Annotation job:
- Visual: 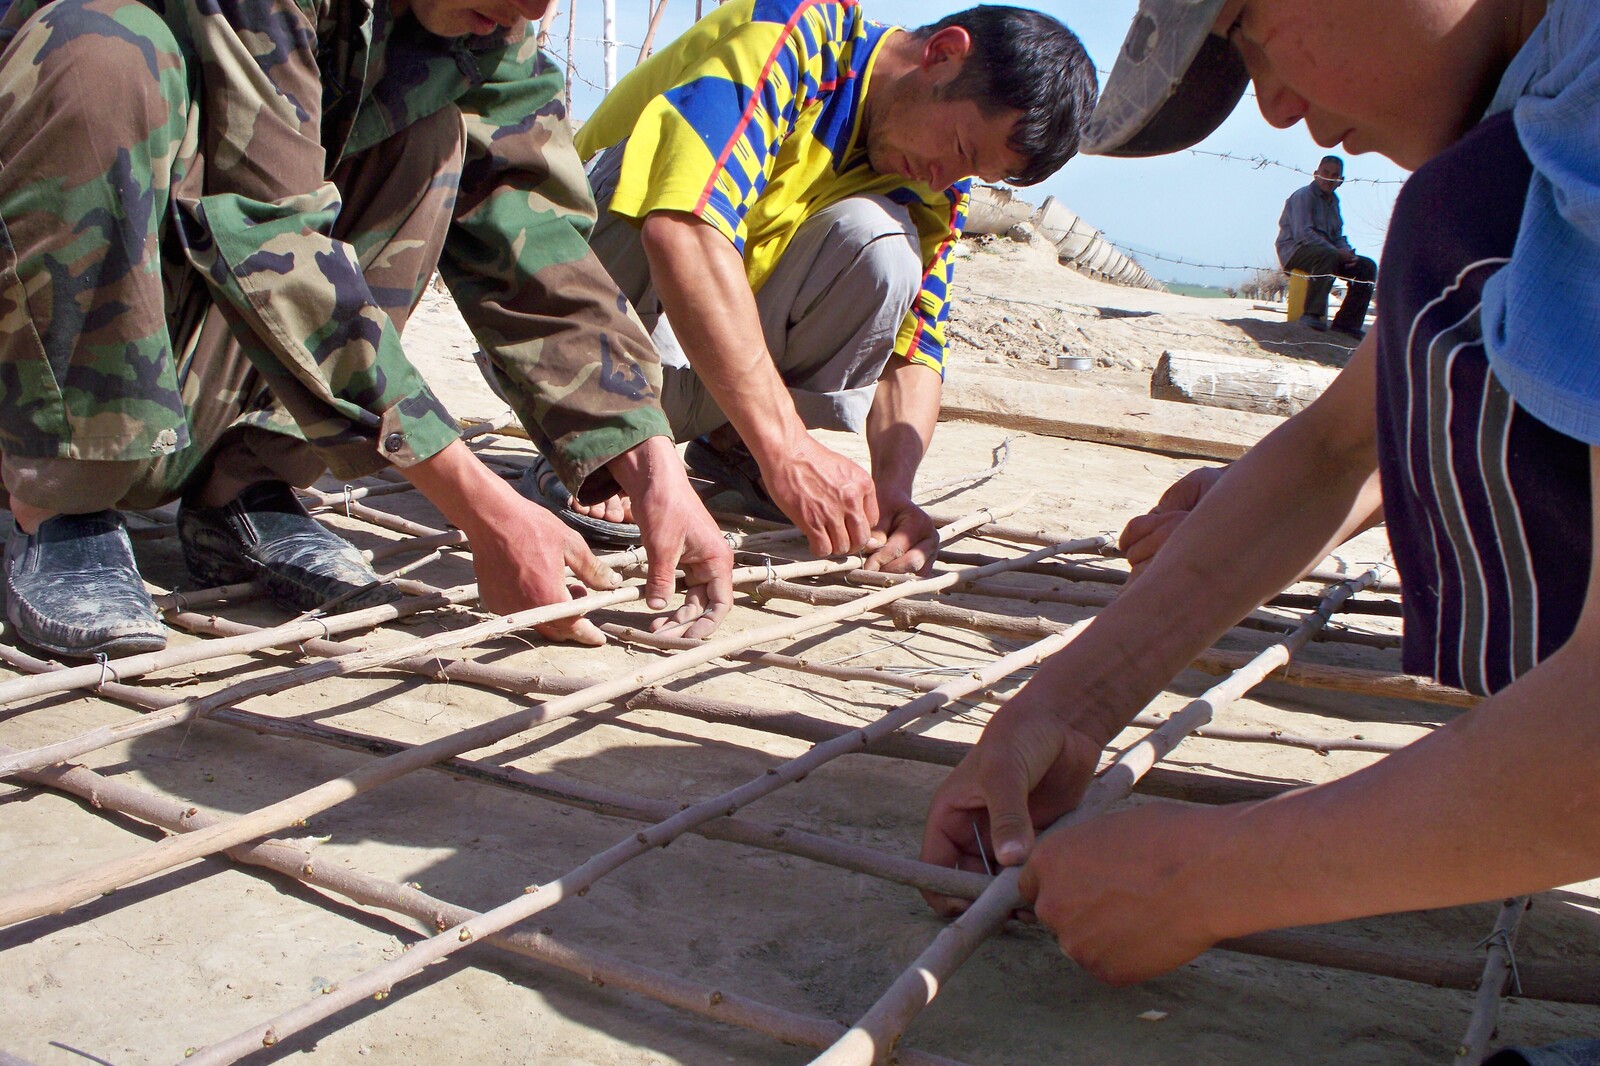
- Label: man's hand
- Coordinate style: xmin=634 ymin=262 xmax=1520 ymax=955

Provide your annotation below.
xmin=609 ymin=435 xmax=735 ymax=639
xmin=759 ymin=433 xmax=881 ymax=558
xmin=401 ymin=440 xmax=618 ymax=645
xmin=1019 ymin=801 xmax=1232 ymax=985
xmin=918 ymin=690 xmax=1105 ymax=915
xmin=469 ymin=503 xmax=621 ymax=645
xmin=864 ymin=487 xmax=937 ymax=575
xmin=1118 ymin=466 xmax=1227 ymax=578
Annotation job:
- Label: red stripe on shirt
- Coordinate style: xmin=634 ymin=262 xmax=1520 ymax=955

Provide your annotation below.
xmin=694 ymin=0 xmax=858 ymax=216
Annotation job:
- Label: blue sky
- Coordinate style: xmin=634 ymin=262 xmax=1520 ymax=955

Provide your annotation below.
xmin=552 ymin=1 xmax=1410 ymax=287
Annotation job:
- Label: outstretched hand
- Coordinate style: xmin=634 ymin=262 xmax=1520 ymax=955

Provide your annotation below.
xmin=918 ymin=690 xmax=1105 ymax=915
xmin=864 ymin=489 xmax=937 ymax=575
xmin=760 ymin=433 xmax=882 ymax=559
xmin=609 ymin=436 xmax=735 ymax=640
xmin=1019 ymin=801 xmax=1234 ymax=985
xmin=1118 ymin=465 xmax=1227 ymax=578
xmin=467 ymin=496 xmax=619 ymax=645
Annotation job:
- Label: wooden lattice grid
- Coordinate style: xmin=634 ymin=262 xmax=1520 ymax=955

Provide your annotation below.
xmin=2 ymin=426 xmax=1598 ymax=1065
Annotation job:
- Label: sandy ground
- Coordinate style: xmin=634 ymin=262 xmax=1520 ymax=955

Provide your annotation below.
xmin=3 ymin=239 xmax=1599 ymax=1066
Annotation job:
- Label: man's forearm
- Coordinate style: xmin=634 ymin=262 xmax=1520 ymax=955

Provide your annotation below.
xmin=1201 ymin=445 xmax=1600 ymax=938
xmin=1202 ymin=625 xmax=1600 ymax=940
xmin=640 ymin=211 xmax=808 ymax=464
xmin=866 ymin=356 xmax=941 ymax=498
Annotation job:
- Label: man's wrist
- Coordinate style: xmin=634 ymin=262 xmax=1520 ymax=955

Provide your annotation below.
xmin=605 ymin=434 xmax=679 ymax=500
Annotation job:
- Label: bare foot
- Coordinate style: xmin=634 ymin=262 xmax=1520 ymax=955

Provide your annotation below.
xmin=570 ymin=492 xmax=634 ymax=524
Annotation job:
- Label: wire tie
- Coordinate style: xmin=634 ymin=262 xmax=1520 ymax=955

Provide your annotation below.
xmin=625 ymin=545 xmax=644 ymax=568
xmin=342 ymin=484 xmax=355 ymax=518
xmin=972 ymin=816 xmax=994 ymax=877
xmin=1473 ymin=928 xmax=1524 ymax=996
xmin=763 ymin=556 xmax=777 ymax=586
xmin=94 ymin=653 xmax=113 ymax=691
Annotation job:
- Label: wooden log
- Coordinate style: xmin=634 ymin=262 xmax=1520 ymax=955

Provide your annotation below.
xmin=843 ymin=569 xmax=1402 ymax=650
xmin=939 ymin=375 xmax=1284 ymax=461
xmin=1151 ymin=348 xmax=1341 ymax=417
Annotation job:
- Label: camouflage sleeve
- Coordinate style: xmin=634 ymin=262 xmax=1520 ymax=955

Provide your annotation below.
xmin=440 ymin=38 xmax=672 ymax=502
xmin=168 ymin=0 xmax=459 ymax=478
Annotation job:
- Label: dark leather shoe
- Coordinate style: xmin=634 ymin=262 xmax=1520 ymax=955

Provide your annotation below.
xmin=4 ymin=510 xmax=166 ymax=658
xmin=177 ymin=481 xmax=400 ymax=613
xmin=683 ymin=437 xmax=788 ymax=523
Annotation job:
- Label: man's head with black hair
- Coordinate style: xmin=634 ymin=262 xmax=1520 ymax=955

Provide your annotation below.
xmin=911 ymin=6 xmax=1098 ymax=186
xmin=859 ymin=5 xmax=1095 ymax=192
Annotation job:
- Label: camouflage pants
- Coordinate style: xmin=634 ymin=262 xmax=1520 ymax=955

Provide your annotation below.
xmin=0 ymin=0 xmax=462 ymax=512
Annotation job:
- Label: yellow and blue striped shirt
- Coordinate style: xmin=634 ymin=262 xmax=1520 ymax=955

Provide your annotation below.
xmin=575 ymin=0 xmax=968 ymax=376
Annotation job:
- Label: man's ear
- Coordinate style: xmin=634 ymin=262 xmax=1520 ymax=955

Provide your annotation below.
xmin=919 ymin=25 xmax=974 ymax=73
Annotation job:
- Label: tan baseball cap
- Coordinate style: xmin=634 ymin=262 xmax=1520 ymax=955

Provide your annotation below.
xmin=1081 ymin=0 xmax=1250 ymax=157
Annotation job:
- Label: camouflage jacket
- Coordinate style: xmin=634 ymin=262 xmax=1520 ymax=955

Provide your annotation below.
xmin=0 ymin=0 xmax=669 ymax=492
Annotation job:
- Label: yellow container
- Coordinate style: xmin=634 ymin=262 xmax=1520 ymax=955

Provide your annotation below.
xmin=1286 ymin=269 xmax=1311 ymax=320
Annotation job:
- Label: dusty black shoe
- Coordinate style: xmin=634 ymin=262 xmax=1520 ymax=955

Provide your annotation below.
xmin=177 ymin=481 xmax=400 ymax=614
xmin=4 ymin=510 xmax=166 ymax=658
xmin=683 ymin=437 xmax=788 ymax=523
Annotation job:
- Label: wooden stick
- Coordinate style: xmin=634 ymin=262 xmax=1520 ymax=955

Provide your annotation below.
xmin=635 ymin=0 xmax=669 ymax=63
xmin=911 ymin=438 xmax=1012 ymax=500
xmin=606 ymin=625 xmax=1417 ymax=756
xmin=933 ymin=551 xmax=1404 ymax=616
xmin=2 ymin=498 xmax=1006 ymax=740
xmin=13 ymin=754 xmax=972 ymax=1066
xmin=1457 ymin=897 xmax=1531 ymax=1064
xmin=0 ymin=646 xmax=989 ymax=900
xmin=183 ymin=624 xmax=1096 ymax=1064
xmin=564 ymin=1 xmax=575 ymax=94
xmin=0 ymin=623 xmax=1298 ymax=818
xmin=0 ymin=586 xmax=476 ymax=710
xmin=731 ymin=498 xmax=1029 ymax=554
xmin=813 ymin=572 xmax=1378 ymax=1065
xmin=0 ymin=554 xmax=872 ymax=779
xmin=0 ymin=536 xmax=1107 ymax=929
xmin=0 ymin=525 xmax=694 ymax=710
xmin=535 ymin=1 xmax=555 ymax=47
xmin=751 ymin=578 xmax=1474 ymax=709
xmin=845 ymin=567 xmax=1402 ymax=650
xmin=1215 ymin=924 xmax=1599 ymax=1006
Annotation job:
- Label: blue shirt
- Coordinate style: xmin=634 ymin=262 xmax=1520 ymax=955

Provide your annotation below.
xmin=1480 ymin=0 xmax=1600 ymax=445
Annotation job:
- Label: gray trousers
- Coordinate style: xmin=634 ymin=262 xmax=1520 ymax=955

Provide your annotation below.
xmin=586 ymin=145 xmax=923 ymax=442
